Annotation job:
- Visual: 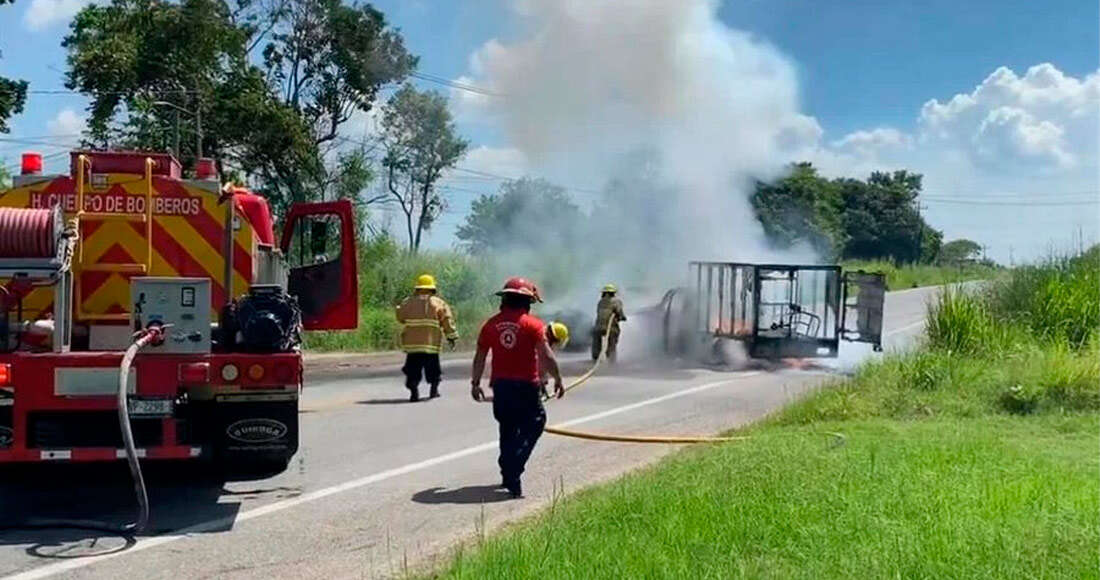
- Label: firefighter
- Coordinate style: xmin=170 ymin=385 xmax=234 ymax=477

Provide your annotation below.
xmin=471 ymin=277 xmax=563 ymax=498
xmin=592 ymin=283 xmax=626 ymax=363
xmin=540 ymin=321 xmax=570 ymax=399
xmin=396 ymin=274 xmax=458 ymax=402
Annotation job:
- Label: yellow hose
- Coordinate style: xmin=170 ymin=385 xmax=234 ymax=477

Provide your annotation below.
xmin=539 ymin=314 xmax=748 ymax=445
xmin=543 ymin=425 xmax=748 ymax=444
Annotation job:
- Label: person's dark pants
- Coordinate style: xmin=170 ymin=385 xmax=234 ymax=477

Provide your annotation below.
xmin=403 ymin=352 xmax=442 ymax=393
xmin=591 ymin=327 xmax=620 ymax=362
xmin=491 ymin=379 xmax=546 ymax=487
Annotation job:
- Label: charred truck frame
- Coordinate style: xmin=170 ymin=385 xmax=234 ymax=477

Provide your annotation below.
xmin=0 ymin=151 xmax=358 ymax=472
xmin=661 ymin=262 xmax=886 ymax=360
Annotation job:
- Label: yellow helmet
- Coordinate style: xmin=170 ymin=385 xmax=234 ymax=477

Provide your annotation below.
xmin=602 ymin=283 xmax=617 ymax=294
xmin=548 ymin=321 xmax=569 ymax=348
xmin=414 ymin=274 xmax=437 ymax=291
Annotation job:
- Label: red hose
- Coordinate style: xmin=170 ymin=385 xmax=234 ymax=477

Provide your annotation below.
xmin=0 ymin=207 xmax=55 ymax=258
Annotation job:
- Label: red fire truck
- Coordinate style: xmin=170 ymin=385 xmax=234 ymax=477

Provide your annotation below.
xmin=0 ymin=150 xmax=358 ymax=474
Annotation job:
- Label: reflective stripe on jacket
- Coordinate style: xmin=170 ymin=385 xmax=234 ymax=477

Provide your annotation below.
xmin=396 ymin=294 xmax=458 ymax=354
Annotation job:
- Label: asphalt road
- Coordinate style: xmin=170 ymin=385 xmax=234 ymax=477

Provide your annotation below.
xmin=0 ymin=286 xmax=936 ymax=580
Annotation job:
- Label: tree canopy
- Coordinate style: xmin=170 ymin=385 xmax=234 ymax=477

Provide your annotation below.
xmin=753 ymin=163 xmax=943 ymax=263
xmin=939 ymin=239 xmax=983 ymax=265
xmin=456 ymin=177 xmax=583 ymax=255
xmin=62 ymin=0 xmax=415 ymax=216
xmin=381 ymin=84 xmax=468 ymax=253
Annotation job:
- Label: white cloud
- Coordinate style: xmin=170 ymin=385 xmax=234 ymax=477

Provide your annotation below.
xmin=915 ymin=63 xmax=1097 ymax=172
xmin=47 ymin=108 xmax=86 ymax=138
xmin=790 ymin=63 xmax=1100 ymax=262
xmin=23 ymin=0 xmax=95 ymax=30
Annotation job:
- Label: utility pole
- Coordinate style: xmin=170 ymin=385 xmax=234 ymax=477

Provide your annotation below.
xmin=194 ymin=90 xmax=203 ymax=160
xmin=1009 ymin=245 xmax=1014 ymax=266
xmin=173 ymin=110 xmax=181 ymax=160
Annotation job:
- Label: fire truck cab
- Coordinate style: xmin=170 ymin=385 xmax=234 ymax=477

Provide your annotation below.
xmin=0 ymin=150 xmax=358 ymax=473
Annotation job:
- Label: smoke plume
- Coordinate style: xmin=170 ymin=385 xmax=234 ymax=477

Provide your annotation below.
xmin=458 ymin=0 xmax=823 ymax=359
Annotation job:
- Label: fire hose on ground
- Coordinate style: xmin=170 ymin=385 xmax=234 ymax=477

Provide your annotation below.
xmin=0 ymin=325 xmax=163 ymax=540
xmin=540 ymin=315 xmax=748 ymax=444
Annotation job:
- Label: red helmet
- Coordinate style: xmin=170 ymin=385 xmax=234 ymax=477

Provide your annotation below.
xmin=496 ymin=276 xmax=542 ymax=302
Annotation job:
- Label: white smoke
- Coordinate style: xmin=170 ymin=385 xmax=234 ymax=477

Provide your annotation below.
xmin=459 ymin=0 xmax=818 ymax=280
xmin=455 ymin=0 xmax=829 ymax=363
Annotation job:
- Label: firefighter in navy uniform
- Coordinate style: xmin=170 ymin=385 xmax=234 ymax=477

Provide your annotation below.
xmin=396 ymin=274 xmax=458 ymax=402
xmin=592 ymin=284 xmax=626 ymax=363
xmin=471 ymin=277 xmax=564 ymax=498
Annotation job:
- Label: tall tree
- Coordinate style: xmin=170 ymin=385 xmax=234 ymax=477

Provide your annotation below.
xmin=0 ymin=0 xmax=27 ymax=133
xmin=380 ymin=84 xmax=467 ymax=253
xmin=751 ymin=162 xmax=845 ymax=257
xmin=457 ymin=178 xmax=583 ymax=255
xmin=62 ymin=0 xmax=414 ymax=217
xmin=838 ymin=170 xmax=937 ymax=263
xmin=261 ymin=0 xmax=416 ymax=147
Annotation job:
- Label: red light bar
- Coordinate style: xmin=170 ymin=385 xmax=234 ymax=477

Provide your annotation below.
xmin=21 ymin=152 xmax=42 ymax=175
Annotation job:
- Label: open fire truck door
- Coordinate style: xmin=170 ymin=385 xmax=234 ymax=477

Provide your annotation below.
xmin=279 ymin=199 xmax=358 ymax=330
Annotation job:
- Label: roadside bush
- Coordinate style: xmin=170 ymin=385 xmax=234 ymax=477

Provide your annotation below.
xmin=986 ymin=249 xmax=1099 ymax=349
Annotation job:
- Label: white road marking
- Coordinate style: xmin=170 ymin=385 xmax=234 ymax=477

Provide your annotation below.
xmin=1 ymin=373 xmax=759 ymax=580
xmin=885 ymin=318 xmax=925 ymax=337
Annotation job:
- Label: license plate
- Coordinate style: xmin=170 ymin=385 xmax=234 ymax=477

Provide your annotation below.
xmin=128 ymin=398 xmax=173 ymax=416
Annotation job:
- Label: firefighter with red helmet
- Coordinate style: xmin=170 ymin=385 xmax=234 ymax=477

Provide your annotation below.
xmin=471 ymin=277 xmax=563 ymax=498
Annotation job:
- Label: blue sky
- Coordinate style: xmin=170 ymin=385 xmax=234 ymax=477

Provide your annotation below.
xmin=1 ymin=0 xmax=1097 ymax=261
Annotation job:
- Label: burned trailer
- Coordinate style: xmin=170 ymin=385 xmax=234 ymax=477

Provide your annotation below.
xmin=659 ymin=262 xmax=885 ymax=360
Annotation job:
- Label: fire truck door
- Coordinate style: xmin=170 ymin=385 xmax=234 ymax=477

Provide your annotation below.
xmin=841 ymin=271 xmax=886 ymax=351
xmin=280 ymin=199 xmax=359 ymax=330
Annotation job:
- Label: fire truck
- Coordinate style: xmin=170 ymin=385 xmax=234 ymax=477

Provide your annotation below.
xmin=0 ymin=150 xmax=358 ymax=473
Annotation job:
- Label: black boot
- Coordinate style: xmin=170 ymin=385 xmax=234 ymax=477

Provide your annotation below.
xmin=409 ymin=386 xmax=420 ymax=402
xmin=505 ymin=479 xmax=523 ymax=498
xmin=429 ymin=383 xmax=440 ymax=399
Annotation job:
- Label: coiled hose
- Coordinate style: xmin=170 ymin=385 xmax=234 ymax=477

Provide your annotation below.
xmin=0 ymin=207 xmax=57 ymax=258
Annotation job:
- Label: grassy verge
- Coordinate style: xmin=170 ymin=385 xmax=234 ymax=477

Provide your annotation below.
xmin=843 ymin=259 xmax=999 ymax=290
xmin=425 ymin=249 xmax=1099 ymax=579
xmin=437 ymin=417 xmax=1097 ymax=580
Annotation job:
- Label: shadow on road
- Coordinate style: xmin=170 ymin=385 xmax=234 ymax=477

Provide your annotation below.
xmin=0 ymin=462 xmax=259 ymax=559
xmin=357 ymin=397 xmax=417 ymax=405
xmin=411 ymin=485 xmax=513 ymax=505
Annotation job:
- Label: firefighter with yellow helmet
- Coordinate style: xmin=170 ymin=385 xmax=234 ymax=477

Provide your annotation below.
xmin=396 ymin=274 xmax=458 ymax=401
xmin=539 ymin=321 xmax=570 ymax=398
xmin=592 ymin=283 xmax=626 ymax=363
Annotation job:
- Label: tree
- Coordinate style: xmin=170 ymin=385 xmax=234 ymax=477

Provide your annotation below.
xmin=751 ymin=162 xmax=844 ymax=257
xmin=0 ymin=0 xmax=27 ymax=133
xmin=837 ymin=170 xmax=939 ymax=263
xmin=457 ymin=178 xmax=583 ymax=254
xmin=939 ymin=239 xmax=982 ymax=265
xmin=261 ymin=0 xmax=416 ymax=147
xmin=380 ymin=84 xmax=467 ymax=253
xmin=0 ymin=164 xmax=10 ymax=189
xmin=62 ymin=0 xmax=414 ymax=217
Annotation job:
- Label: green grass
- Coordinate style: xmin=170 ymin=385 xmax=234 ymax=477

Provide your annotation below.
xmin=433 ymin=417 xmax=1098 ymax=580
xmin=843 ymin=259 xmax=999 ymax=290
xmin=423 ymin=251 xmax=1100 ymax=579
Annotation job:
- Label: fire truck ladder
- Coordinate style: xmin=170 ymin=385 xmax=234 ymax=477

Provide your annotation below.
xmin=73 ymin=154 xmax=155 ymax=322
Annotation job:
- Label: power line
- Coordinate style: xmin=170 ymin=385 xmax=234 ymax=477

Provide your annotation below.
xmin=408 ymin=72 xmax=503 ymax=98
xmin=921 ymin=198 xmax=1099 ymax=206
